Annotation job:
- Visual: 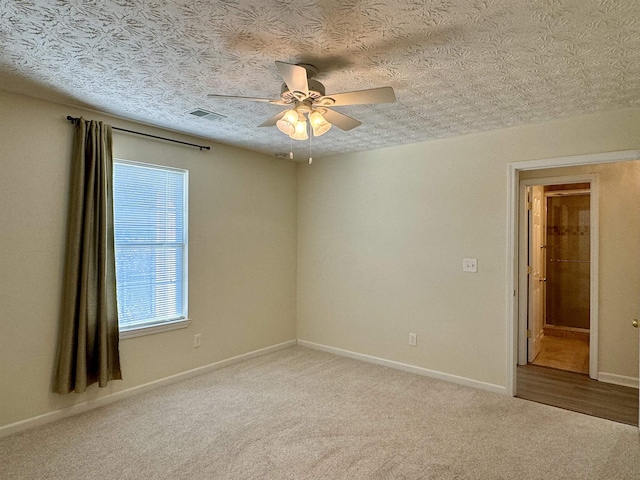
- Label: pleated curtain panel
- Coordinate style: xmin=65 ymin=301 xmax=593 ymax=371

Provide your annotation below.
xmin=54 ymin=117 xmax=122 ymax=394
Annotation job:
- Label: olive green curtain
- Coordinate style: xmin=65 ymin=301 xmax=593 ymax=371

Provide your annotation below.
xmin=54 ymin=117 xmax=122 ymax=394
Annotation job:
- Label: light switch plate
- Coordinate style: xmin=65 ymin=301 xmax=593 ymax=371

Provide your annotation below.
xmin=463 ymin=258 xmax=478 ymax=272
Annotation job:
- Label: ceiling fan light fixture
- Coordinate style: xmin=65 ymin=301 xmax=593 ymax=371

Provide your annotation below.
xmin=276 ymin=109 xmax=298 ymax=136
xmin=290 ymin=114 xmax=308 ymax=140
xmin=309 ymin=110 xmax=332 ymax=137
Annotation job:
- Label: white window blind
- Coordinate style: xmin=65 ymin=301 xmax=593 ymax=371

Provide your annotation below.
xmin=113 ymin=161 xmax=187 ymax=330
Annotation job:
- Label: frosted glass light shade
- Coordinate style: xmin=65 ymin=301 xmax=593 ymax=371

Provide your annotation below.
xmin=309 ymin=111 xmax=331 ymax=137
xmin=290 ymin=116 xmax=308 ymax=140
xmin=276 ymin=109 xmax=298 ymax=136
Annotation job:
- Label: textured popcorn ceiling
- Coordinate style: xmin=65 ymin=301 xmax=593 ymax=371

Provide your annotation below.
xmin=1 ymin=0 xmax=639 ymax=158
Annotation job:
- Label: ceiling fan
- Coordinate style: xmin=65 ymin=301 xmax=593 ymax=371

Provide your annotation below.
xmin=207 ymin=61 xmax=396 ymax=140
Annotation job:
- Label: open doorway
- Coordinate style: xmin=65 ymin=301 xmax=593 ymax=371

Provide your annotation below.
xmin=508 ymin=153 xmax=640 ymax=427
xmin=527 ymin=183 xmax=591 ymax=374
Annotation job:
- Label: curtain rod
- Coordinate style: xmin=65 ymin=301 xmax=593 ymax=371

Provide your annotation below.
xmin=66 ymin=116 xmax=211 ymax=151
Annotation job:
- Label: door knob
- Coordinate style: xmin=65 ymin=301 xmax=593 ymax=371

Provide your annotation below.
xmin=539 ymin=278 xmax=547 ymax=282
xmin=633 ymin=319 xmax=639 ymax=328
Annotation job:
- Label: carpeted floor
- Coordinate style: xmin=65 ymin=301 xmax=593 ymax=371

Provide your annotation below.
xmin=1 ymin=346 xmax=639 ymax=479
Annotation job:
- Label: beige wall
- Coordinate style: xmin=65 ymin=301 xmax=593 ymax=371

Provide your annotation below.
xmin=2 ymin=86 xmax=639 ymax=429
xmin=0 ymin=90 xmax=298 ymax=427
xmin=521 ymin=162 xmax=640 ymax=379
xmin=297 ymin=107 xmax=640 ymax=388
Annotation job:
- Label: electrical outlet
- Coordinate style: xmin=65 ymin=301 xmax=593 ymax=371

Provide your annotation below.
xmin=463 ymin=258 xmax=478 ymax=273
xmin=409 ymin=332 xmax=417 ymax=346
xmin=193 ymin=334 xmax=201 ymax=348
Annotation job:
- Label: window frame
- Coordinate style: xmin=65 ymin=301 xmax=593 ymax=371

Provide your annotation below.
xmin=113 ymin=159 xmax=190 ymax=339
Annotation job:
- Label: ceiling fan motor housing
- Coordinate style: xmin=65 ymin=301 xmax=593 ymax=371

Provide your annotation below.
xmin=280 ymin=79 xmax=326 ymax=103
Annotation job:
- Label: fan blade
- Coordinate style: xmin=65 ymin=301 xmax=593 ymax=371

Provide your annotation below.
xmin=321 ymin=109 xmax=362 ymax=131
xmin=275 ymin=62 xmax=309 ymax=99
xmin=207 ymin=94 xmax=286 ymax=105
xmin=317 ymin=87 xmax=396 ymax=106
xmin=258 ymin=111 xmax=287 ymax=127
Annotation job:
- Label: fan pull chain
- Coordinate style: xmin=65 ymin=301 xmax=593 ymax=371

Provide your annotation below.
xmin=308 ymin=121 xmax=313 ymax=165
xmin=289 ymin=137 xmax=294 ymax=160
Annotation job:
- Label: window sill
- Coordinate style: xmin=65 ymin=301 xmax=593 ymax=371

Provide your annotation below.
xmin=119 ymin=318 xmax=191 ymax=340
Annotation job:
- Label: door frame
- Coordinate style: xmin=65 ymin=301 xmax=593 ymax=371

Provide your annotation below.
xmin=518 ymin=175 xmax=598 ymax=378
xmin=506 ymin=149 xmax=640 ymax=397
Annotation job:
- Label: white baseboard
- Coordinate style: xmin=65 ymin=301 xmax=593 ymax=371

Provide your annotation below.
xmin=0 ymin=339 xmax=296 ymax=439
xmin=296 ymin=339 xmax=508 ymax=395
xmin=598 ymin=372 xmax=639 ymax=389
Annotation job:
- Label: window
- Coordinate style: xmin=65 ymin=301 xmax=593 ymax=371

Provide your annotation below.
xmin=113 ymin=160 xmax=188 ymax=336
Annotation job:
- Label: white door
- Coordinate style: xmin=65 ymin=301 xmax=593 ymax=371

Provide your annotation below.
xmin=528 ymin=186 xmax=545 ymax=362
